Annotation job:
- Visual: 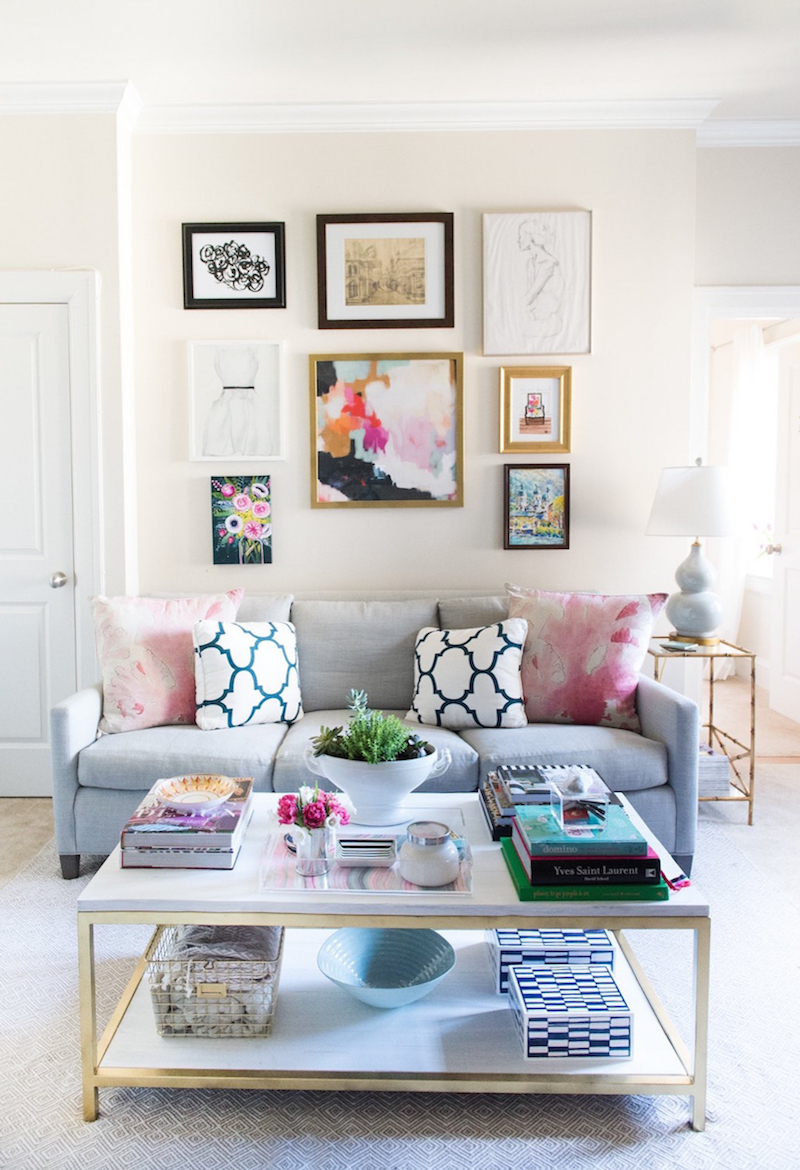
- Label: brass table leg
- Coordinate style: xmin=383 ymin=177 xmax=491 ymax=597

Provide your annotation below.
xmin=77 ymin=915 xmax=99 ymax=1122
xmin=691 ymin=917 xmax=711 ymax=1131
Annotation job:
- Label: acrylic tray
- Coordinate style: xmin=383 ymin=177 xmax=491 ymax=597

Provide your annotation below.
xmin=258 ymin=807 xmax=473 ymax=895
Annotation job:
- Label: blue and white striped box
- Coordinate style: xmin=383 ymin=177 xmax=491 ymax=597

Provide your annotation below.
xmin=487 ymin=928 xmax=614 ymax=994
xmin=508 ymin=964 xmax=633 ymax=1060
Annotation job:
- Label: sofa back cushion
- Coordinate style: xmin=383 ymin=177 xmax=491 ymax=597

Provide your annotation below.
xmin=291 ymin=598 xmax=439 ymax=712
xmin=236 ymin=593 xmax=294 ymax=623
xmin=437 ymin=594 xmax=508 ymax=629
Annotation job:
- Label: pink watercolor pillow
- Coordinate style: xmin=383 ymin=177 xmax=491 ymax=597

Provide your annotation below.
xmin=90 ymin=591 xmax=244 ymax=733
xmin=506 ymin=584 xmax=667 ymax=731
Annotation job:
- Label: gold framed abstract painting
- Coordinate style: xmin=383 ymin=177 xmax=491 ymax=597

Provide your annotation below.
xmin=309 ymin=353 xmax=463 ymax=507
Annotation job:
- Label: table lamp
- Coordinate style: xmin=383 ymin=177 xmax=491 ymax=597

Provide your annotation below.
xmin=646 ymin=460 xmax=736 ymax=644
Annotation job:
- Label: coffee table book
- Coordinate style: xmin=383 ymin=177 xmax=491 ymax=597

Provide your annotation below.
xmin=121 ymin=778 xmax=254 ymax=848
xmin=515 ymin=803 xmax=648 ymax=857
xmin=500 ymin=839 xmax=669 ymax=902
xmin=510 ymin=820 xmax=661 ymax=885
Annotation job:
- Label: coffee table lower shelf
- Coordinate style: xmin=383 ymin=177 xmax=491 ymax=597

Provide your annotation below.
xmin=83 ymin=924 xmax=704 ymax=1125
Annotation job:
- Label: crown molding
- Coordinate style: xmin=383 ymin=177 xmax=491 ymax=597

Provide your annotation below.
xmin=136 ymin=98 xmax=719 ymax=135
xmin=697 ymin=119 xmax=800 ymax=147
xmin=0 ymin=81 xmax=141 ymax=123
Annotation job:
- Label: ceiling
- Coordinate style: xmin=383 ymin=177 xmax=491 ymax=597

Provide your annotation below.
xmin=2 ymin=0 xmax=800 ymax=128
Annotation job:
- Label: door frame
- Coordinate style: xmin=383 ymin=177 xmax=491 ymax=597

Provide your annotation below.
xmin=0 ymin=270 xmax=102 ymax=688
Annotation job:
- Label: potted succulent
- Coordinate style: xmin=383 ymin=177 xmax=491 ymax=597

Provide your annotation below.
xmin=303 ymin=690 xmax=451 ymax=825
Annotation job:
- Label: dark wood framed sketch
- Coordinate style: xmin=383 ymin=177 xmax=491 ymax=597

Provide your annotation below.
xmin=182 ymin=222 xmax=286 ymax=309
xmin=316 ymin=213 xmax=454 ymax=329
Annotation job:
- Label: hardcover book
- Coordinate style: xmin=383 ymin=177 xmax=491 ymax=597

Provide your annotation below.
xmin=511 ymin=819 xmax=661 ymax=884
xmin=120 ymin=778 xmax=255 ymax=849
xmin=514 ymin=802 xmax=649 ymax=857
xmin=501 ymin=838 xmax=669 ymax=902
xmin=120 ymin=840 xmax=245 ymax=870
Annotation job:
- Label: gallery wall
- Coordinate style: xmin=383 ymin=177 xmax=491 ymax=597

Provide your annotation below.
xmin=132 ymin=127 xmax=698 ymax=599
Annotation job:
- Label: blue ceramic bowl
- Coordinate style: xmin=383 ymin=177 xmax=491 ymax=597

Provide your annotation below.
xmin=317 ymin=927 xmax=456 ymax=1009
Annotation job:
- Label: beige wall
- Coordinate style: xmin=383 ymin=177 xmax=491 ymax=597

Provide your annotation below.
xmin=695 ymin=146 xmax=800 ymax=286
xmin=132 ymin=128 xmax=697 ymax=599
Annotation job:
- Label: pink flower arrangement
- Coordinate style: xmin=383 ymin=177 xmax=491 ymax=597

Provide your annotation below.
xmin=277 ymin=785 xmax=353 ymax=831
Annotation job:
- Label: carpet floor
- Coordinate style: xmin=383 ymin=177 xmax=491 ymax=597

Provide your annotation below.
xmin=1 ymin=810 xmax=799 ymax=1170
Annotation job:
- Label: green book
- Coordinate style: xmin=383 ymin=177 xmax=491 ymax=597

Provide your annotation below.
xmin=515 ymin=803 xmax=649 ymax=857
xmin=500 ymin=838 xmax=669 ymax=902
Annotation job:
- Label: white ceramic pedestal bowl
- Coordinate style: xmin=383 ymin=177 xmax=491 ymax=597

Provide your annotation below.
xmin=303 ymin=747 xmax=452 ymax=826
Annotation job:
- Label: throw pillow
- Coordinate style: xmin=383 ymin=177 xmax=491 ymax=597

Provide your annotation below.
xmin=506 ymin=583 xmax=667 ymax=731
xmin=90 ymin=590 xmax=243 ymax=733
xmin=193 ymin=620 xmax=303 ymax=729
xmin=406 ymin=620 xmax=529 ymax=729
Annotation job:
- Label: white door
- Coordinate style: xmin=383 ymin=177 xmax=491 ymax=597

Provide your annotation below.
xmin=770 ymin=336 xmax=800 ymax=721
xmin=0 ymin=304 xmax=77 ymax=795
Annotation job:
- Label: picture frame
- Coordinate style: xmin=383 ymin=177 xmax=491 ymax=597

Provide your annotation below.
xmin=182 ymin=222 xmax=286 ymax=309
xmin=316 ymin=213 xmax=454 ymax=329
xmin=499 ymin=366 xmax=572 ymax=453
xmin=483 ymin=210 xmax=591 ymax=355
xmin=310 ymin=352 xmax=463 ymax=507
xmin=504 ymin=463 xmax=570 ymax=550
xmin=210 ymin=475 xmax=272 ymax=565
xmin=188 ymin=341 xmax=284 ymax=461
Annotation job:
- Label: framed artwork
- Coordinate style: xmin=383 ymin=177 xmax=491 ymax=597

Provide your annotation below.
xmin=210 ymin=475 xmax=272 ymax=564
xmin=182 ymin=222 xmax=286 ymax=309
xmin=499 ymin=366 xmax=572 ymax=453
xmin=483 ymin=210 xmax=591 ymax=355
xmin=188 ymin=341 xmax=284 ymax=461
xmin=310 ymin=353 xmax=463 ymax=507
xmin=504 ymin=464 xmax=570 ymax=550
xmin=316 ymin=213 xmax=454 ymax=329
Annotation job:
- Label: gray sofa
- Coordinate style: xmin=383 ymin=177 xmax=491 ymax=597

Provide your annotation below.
xmin=50 ymin=592 xmax=700 ymax=878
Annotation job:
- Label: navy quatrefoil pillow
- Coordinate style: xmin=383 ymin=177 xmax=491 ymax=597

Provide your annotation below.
xmin=193 ymin=620 xmax=303 ymax=729
xmin=406 ymin=620 xmax=528 ymax=729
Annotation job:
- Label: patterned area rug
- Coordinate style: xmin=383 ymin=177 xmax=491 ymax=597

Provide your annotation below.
xmin=1 ymin=819 xmax=799 ymax=1170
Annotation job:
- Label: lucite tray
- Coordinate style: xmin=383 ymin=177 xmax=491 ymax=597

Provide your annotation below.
xmin=258 ymin=806 xmax=473 ymax=895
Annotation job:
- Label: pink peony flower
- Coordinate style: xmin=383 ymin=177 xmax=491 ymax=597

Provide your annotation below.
xmin=326 ymin=797 xmax=350 ymax=826
xmin=221 ymin=484 xmax=235 ymax=497
xmin=302 ymin=800 xmax=328 ymax=829
xmin=233 ymin=494 xmax=252 ymax=511
xmin=276 ymin=794 xmax=298 ymax=825
xmin=252 ymin=501 xmax=270 ymax=518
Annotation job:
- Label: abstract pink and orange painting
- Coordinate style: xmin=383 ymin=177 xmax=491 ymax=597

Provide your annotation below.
xmin=310 ymin=354 xmax=463 ymax=507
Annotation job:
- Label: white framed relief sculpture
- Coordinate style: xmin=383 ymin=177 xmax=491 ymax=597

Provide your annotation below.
xmin=483 ymin=210 xmax=591 ymax=356
xmin=188 ymin=341 xmax=284 ymax=461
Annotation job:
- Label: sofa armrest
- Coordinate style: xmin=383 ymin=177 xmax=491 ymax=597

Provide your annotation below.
xmin=636 ymin=674 xmax=700 ymax=859
xmin=50 ymin=685 xmax=102 ymax=855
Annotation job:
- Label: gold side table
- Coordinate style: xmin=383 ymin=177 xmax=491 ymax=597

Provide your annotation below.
xmin=647 ymin=638 xmax=756 ymax=824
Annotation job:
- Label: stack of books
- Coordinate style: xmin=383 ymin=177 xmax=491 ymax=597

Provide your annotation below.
xmin=120 ymin=777 xmax=255 ymax=870
xmin=497 ymin=767 xmax=669 ymax=902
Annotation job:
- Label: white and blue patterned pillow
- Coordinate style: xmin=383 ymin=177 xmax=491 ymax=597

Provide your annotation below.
xmin=193 ymin=620 xmax=303 ymax=729
xmin=406 ymin=620 xmax=528 ymax=729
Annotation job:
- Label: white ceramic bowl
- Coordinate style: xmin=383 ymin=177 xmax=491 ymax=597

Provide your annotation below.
xmin=317 ymin=927 xmax=455 ymax=1009
xmin=153 ymin=774 xmax=238 ymax=815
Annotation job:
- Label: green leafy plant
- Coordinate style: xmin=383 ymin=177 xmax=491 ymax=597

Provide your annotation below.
xmin=311 ymin=689 xmax=433 ymax=764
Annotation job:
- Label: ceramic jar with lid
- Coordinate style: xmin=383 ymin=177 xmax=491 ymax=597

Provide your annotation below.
xmin=398 ymin=821 xmax=460 ymax=887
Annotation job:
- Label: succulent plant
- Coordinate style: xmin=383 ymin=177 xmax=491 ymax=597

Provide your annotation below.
xmin=310 ymin=690 xmax=433 ymax=764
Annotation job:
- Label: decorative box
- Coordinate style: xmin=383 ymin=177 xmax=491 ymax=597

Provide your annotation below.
xmin=147 ymin=923 xmax=284 ymax=1038
xmin=546 ymin=765 xmax=609 ymax=833
xmin=508 ymin=964 xmax=633 ymax=1060
xmin=487 ymin=928 xmax=614 ymax=994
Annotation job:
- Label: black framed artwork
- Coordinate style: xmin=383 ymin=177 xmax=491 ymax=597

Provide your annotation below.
xmin=182 ymin=222 xmax=286 ymax=309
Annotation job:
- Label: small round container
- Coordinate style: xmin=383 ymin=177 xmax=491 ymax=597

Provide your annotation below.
xmin=398 ymin=821 xmax=460 ymax=887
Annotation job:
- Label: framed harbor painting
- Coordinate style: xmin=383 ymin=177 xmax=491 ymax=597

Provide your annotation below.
xmin=499 ymin=366 xmax=572 ymax=454
xmin=316 ymin=213 xmax=454 ymax=329
xmin=182 ymin=222 xmax=286 ymax=309
xmin=310 ymin=353 xmax=463 ymax=507
xmin=504 ymin=463 xmax=570 ymax=549
xmin=483 ymin=210 xmax=591 ymax=355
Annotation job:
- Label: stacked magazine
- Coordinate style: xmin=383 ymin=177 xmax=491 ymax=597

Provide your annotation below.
xmin=120 ymin=778 xmax=255 ymax=869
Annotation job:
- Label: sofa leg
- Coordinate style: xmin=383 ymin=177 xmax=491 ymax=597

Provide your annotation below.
xmin=60 ymin=854 xmax=80 ymax=879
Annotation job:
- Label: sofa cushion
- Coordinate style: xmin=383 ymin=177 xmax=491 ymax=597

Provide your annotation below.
xmin=90 ymin=590 xmax=244 ymax=734
xmin=437 ymin=595 xmax=509 ymax=629
xmin=291 ymin=599 xmax=439 ymax=712
xmin=506 ymin=584 xmax=667 ymax=732
xmin=459 ymin=723 xmax=668 ymax=792
xmin=406 ymin=621 xmax=528 ymax=729
xmin=272 ymin=710 xmax=480 ymax=794
xmin=77 ymin=722 xmax=288 ymax=791
xmin=193 ymin=620 xmax=303 ymax=729
xmin=237 ymin=593 xmax=294 ymax=623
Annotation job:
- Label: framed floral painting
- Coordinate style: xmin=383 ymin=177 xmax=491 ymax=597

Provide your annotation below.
xmin=210 ymin=476 xmax=272 ymax=564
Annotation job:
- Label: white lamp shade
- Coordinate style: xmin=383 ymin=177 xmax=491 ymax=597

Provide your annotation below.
xmin=646 ymin=465 xmax=736 ymax=538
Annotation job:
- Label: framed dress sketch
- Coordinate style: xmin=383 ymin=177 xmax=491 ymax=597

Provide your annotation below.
xmin=188 ymin=341 xmax=284 ymax=461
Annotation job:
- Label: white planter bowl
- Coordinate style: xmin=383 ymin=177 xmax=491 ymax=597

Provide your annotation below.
xmin=303 ymin=747 xmax=452 ymax=826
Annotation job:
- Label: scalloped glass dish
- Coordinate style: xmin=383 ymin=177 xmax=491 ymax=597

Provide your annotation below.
xmin=153 ymin=774 xmax=238 ymax=815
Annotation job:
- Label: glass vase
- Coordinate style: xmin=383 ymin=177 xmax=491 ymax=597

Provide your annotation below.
xmin=293 ymin=824 xmax=332 ymax=878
